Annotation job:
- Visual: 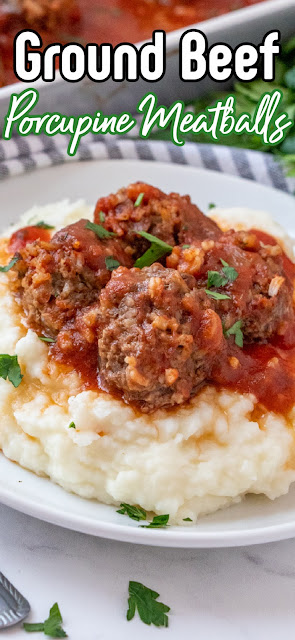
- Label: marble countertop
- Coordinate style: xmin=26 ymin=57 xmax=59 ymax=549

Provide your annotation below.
xmin=1 ymin=503 xmax=294 ymax=640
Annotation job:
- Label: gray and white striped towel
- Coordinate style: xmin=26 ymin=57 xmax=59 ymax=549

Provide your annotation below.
xmin=0 ymin=134 xmax=294 ymax=194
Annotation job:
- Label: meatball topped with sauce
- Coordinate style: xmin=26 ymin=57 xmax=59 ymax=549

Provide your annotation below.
xmin=167 ymin=229 xmax=294 ymax=341
xmin=94 ymin=182 xmax=221 ymax=259
xmin=11 ymin=218 xmax=132 ymax=336
xmin=98 ymin=263 xmax=224 ymax=412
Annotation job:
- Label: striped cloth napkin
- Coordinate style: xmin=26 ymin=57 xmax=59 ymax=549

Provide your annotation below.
xmin=0 ymin=134 xmax=294 ymax=195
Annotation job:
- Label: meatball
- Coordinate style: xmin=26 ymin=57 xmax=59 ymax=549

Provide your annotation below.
xmin=167 ymin=230 xmax=294 ymax=341
xmin=98 ymin=264 xmax=224 ymax=411
xmin=94 ymin=182 xmax=221 ymax=258
xmin=12 ymin=219 xmax=132 ymax=336
xmin=18 ymin=0 xmax=80 ymax=30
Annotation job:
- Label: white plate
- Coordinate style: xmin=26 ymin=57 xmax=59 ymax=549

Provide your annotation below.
xmin=1 ymin=158 xmax=295 ymax=548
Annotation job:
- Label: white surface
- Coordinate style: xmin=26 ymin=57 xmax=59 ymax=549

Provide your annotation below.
xmin=0 ymin=159 xmax=295 ymax=549
xmin=2 ymin=501 xmax=295 ymax=640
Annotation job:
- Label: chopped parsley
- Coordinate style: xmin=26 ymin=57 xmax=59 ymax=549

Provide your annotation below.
xmin=0 ymin=354 xmax=23 ymax=387
xmin=183 ymin=517 xmax=193 ymax=522
xmin=134 ymin=192 xmax=144 ymax=207
xmin=225 ymin=320 xmax=244 ymax=348
xmin=23 ymin=602 xmax=67 ymax=637
xmin=0 ymin=255 xmax=19 ymax=272
xmin=207 ymin=271 xmax=228 ymax=289
xmin=205 ymin=290 xmax=230 ymax=301
xmin=134 ymin=231 xmax=173 ymax=269
xmin=127 ymin=582 xmax=170 ymax=627
xmin=220 ymin=258 xmax=238 ymax=283
xmin=39 ymin=336 xmax=55 ymax=343
xmin=182 ymin=244 xmax=190 ymax=249
xmin=68 ymin=422 xmax=76 ymax=429
xmin=116 ymin=503 xmax=146 ymax=521
xmin=35 ymin=221 xmax=55 ymax=230
xmin=208 ymin=203 xmax=216 ymax=209
xmin=99 ymin=211 xmax=105 ymax=223
xmin=141 ymin=514 xmax=169 ymax=529
xmin=85 ymin=221 xmax=116 ymax=239
xmin=105 ymin=256 xmax=120 ymax=271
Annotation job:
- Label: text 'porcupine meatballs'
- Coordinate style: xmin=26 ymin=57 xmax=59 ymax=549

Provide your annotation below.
xmin=98 ymin=264 xmax=224 ymax=412
xmin=94 ymin=182 xmax=221 ymax=258
xmin=167 ymin=229 xmax=294 ymax=342
xmin=12 ymin=219 xmax=132 ymax=336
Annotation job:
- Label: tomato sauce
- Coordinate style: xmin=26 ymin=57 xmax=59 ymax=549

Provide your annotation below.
xmin=8 ymin=225 xmax=51 ymax=252
xmin=1 ymin=0 xmax=265 ymax=87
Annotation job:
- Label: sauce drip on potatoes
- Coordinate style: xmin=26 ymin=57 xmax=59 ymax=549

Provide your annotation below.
xmin=8 ymin=182 xmax=295 ymax=415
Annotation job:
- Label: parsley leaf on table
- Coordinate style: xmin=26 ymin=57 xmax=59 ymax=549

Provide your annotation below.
xmin=0 ymin=354 xmax=23 ymax=387
xmin=127 ymin=581 xmax=170 ymax=627
xmin=24 ymin=603 xmax=67 ymax=637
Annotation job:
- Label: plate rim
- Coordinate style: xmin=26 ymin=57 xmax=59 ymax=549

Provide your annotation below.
xmin=1 ymin=156 xmax=295 ymax=548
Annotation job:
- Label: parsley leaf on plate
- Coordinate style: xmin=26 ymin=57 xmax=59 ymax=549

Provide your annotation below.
xmin=24 ymin=603 xmax=67 ymax=637
xmin=0 ymin=354 xmax=23 ymax=387
xmin=116 ymin=503 xmax=147 ymax=521
xmin=225 ymin=320 xmax=244 ymax=347
xmin=0 ymin=255 xmax=19 ymax=272
xmin=134 ymin=232 xmax=173 ymax=269
xmin=207 ymin=271 xmax=228 ymax=289
xmin=208 ymin=202 xmax=216 ymax=209
xmin=127 ymin=581 xmax=170 ymax=627
xmin=105 ymin=256 xmax=120 ymax=271
xmin=35 ymin=221 xmax=55 ymax=230
xmin=141 ymin=514 xmax=169 ymax=528
xmin=85 ymin=221 xmax=116 ymax=239
xmin=205 ymin=290 xmax=231 ymax=301
xmin=134 ymin=192 xmax=145 ymax=207
xmin=39 ymin=336 xmax=55 ymax=343
xmin=220 ymin=258 xmax=238 ymax=283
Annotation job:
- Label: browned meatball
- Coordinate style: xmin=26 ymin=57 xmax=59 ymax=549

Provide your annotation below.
xmin=94 ymin=182 xmax=221 ymax=259
xmin=12 ymin=219 xmax=132 ymax=336
xmin=18 ymin=0 xmax=80 ymax=30
xmin=98 ymin=264 xmax=224 ymax=411
xmin=167 ymin=229 xmax=294 ymax=341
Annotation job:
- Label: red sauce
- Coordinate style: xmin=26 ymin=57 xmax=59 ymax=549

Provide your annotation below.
xmin=0 ymin=0 xmax=265 ymax=87
xmin=48 ymin=228 xmax=295 ymax=416
xmin=8 ymin=225 xmax=51 ymax=252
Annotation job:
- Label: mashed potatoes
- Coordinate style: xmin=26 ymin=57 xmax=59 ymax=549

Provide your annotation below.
xmin=0 ymin=200 xmax=295 ymax=524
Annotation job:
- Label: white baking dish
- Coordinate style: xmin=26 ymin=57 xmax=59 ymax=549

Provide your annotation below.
xmin=0 ymin=0 xmax=294 ymax=120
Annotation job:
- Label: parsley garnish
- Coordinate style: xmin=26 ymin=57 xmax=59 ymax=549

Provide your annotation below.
xmin=182 ymin=244 xmax=190 ymax=249
xmin=117 ymin=503 xmax=146 ymax=521
xmin=35 ymin=221 xmax=55 ymax=230
xmin=99 ymin=211 xmax=105 ymax=222
xmin=85 ymin=221 xmax=116 ymax=239
xmin=134 ymin=231 xmax=173 ymax=269
xmin=0 ymin=255 xmax=19 ymax=272
xmin=39 ymin=336 xmax=55 ymax=343
xmin=220 ymin=258 xmax=238 ymax=283
xmin=207 ymin=271 xmax=228 ymax=289
xmin=105 ymin=256 xmax=120 ymax=271
xmin=208 ymin=203 xmax=216 ymax=209
xmin=0 ymin=354 xmax=23 ymax=387
xmin=225 ymin=320 xmax=244 ymax=347
xmin=134 ymin=192 xmax=144 ymax=207
xmin=141 ymin=514 xmax=169 ymax=528
xmin=23 ymin=602 xmax=67 ymax=637
xmin=127 ymin=582 xmax=170 ymax=627
xmin=68 ymin=421 xmax=76 ymax=429
xmin=183 ymin=517 xmax=193 ymax=522
xmin=205 ymin=290 xmax=231 ymax=301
